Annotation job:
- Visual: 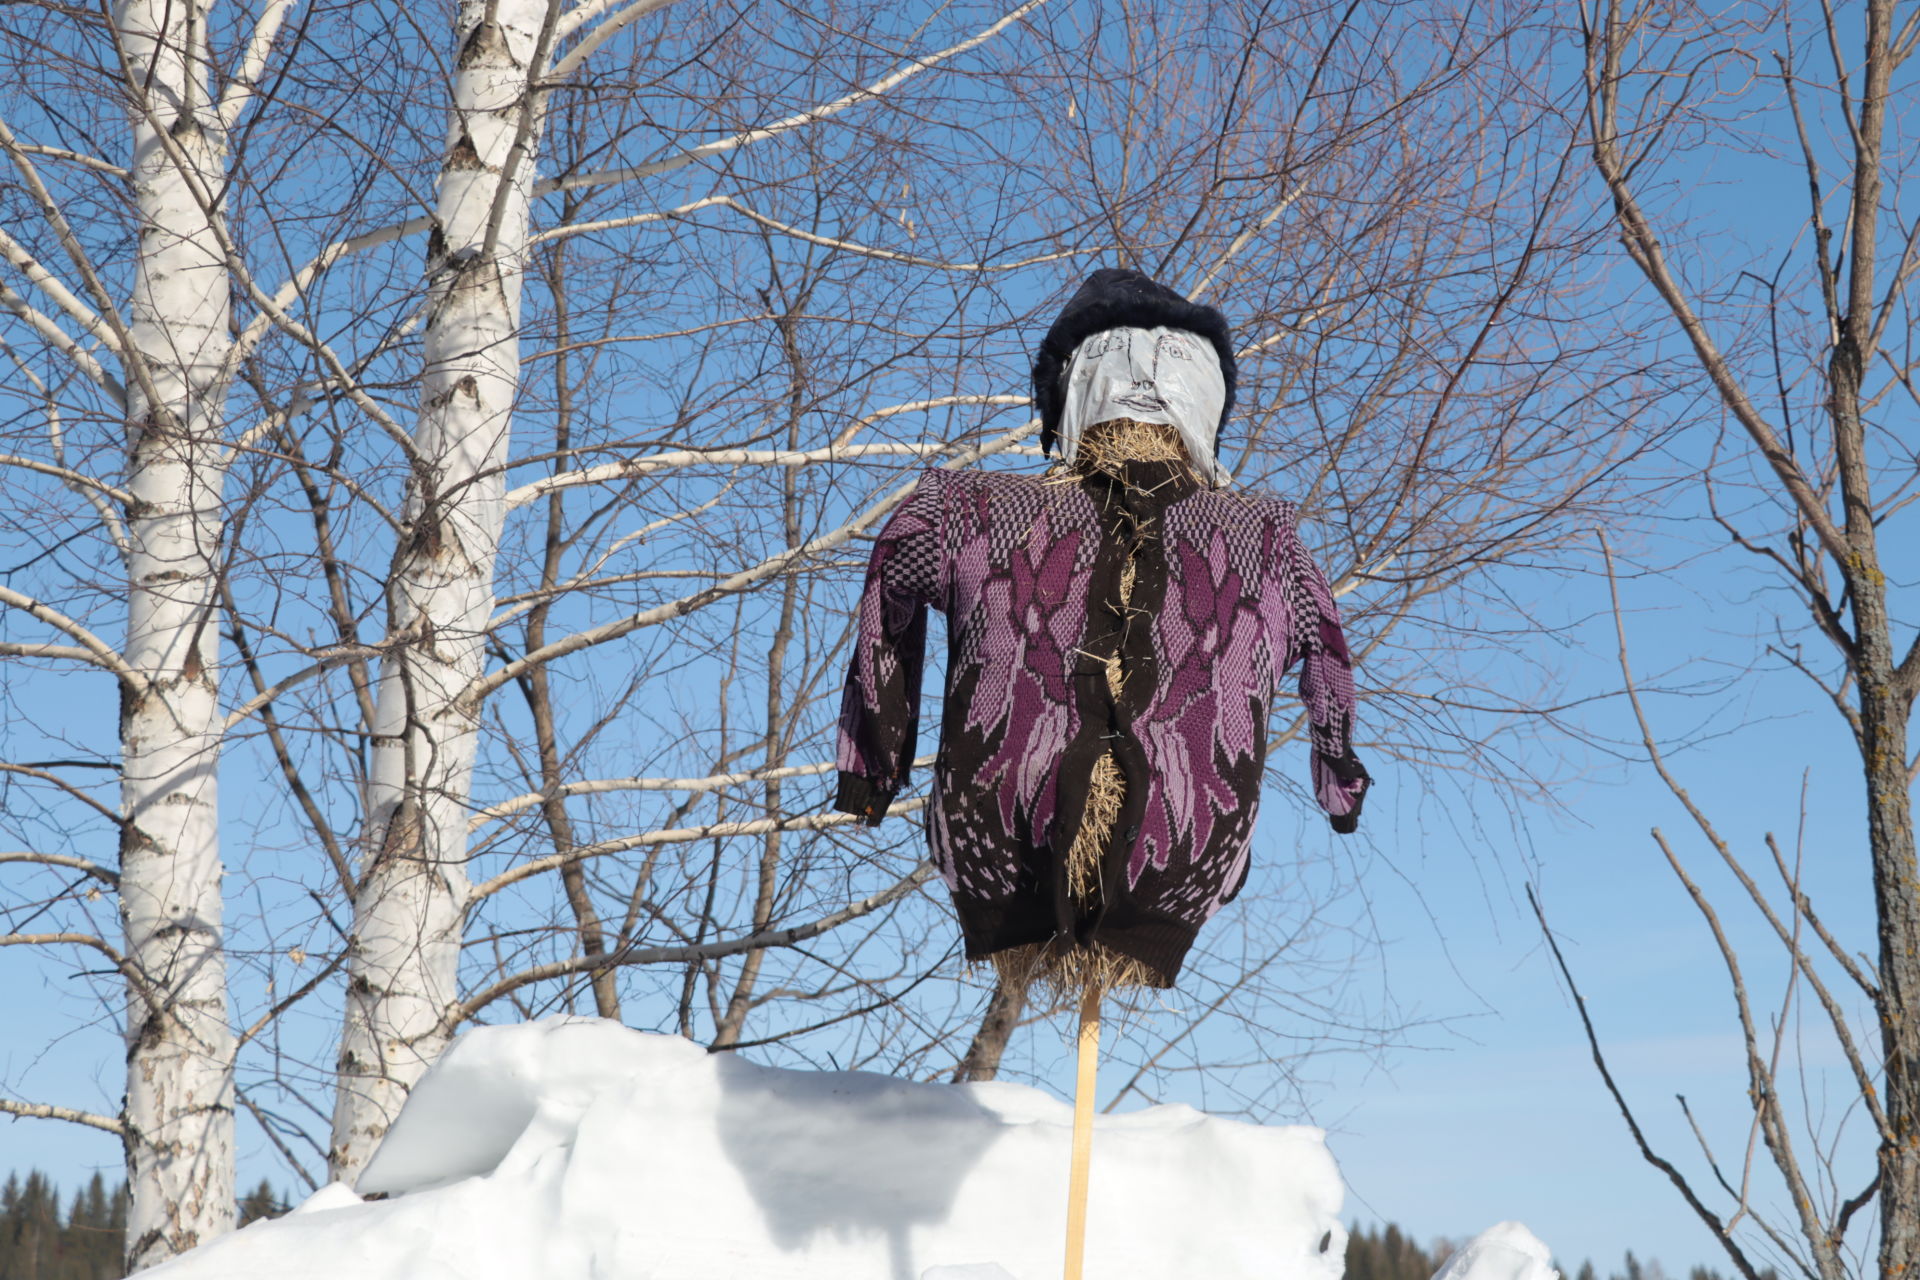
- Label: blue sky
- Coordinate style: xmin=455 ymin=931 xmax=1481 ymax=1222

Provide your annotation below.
xmin=1307 ymin=522 xmax=1881 ymax=1273
xmin=2 ymin=4 xmax=1911 ymax=1276
xmin=0 ymin=303 xmax=1888 ymax=1280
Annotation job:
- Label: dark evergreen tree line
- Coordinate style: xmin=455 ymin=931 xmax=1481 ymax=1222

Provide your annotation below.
xmin=1346 ymin=1224 xmax=1780 ymax=1280
xmin=1348 ymin=1221 xmax=1452 ymax=1280
xmin=0 ymin=1172 xmax=282 ymax=1279
xmin=1564 ymin=1248 xmax=1780 ymax=1280
xmin=1 ymin=1179 xmax=1763 ymax=1280
xmin=0 ymin=1172 xmax=123 ymax=1280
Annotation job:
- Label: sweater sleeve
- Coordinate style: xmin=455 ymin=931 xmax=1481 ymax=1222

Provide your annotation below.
xmin=833 ymin=469 xmax=948 ymax=825
xmin=1283 ymin=515 xmax=1371 ymax=834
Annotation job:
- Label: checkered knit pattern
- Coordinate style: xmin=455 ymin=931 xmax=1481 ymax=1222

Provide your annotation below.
xmin=834 ymin=464 xmax=1365 ymax=985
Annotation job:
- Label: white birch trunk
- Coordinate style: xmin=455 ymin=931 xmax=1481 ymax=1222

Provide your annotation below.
xmin=330 ymin=0 xmax=546 ymax=1183
xmin=114 ymin=0 xmax=235 ymax=1268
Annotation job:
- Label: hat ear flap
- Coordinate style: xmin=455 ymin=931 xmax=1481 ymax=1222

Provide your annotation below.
xmin=1045 ymin=362 xmax=1076 ymax=456
xmin=1031 ymin=346 xmax=1070 ymax=455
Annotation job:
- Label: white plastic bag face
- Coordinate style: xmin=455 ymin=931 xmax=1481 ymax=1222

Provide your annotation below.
xmin=1058 ymin=326 xmax=1230 ymax=485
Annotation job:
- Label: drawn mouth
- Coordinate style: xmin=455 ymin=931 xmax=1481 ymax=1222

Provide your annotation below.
xmin=1115 ymin=390 xmax=1167 ymax=412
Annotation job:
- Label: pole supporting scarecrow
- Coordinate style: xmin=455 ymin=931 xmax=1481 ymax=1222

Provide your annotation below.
xmin=1063 ymin=985 xmax=1101 ymax=1280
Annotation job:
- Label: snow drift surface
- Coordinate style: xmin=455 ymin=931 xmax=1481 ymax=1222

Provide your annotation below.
xmin=1432 ymin=1222 xmax=1558 ymax=1280
xmin=147 ymin=1017 xmax=1543 ymax=1280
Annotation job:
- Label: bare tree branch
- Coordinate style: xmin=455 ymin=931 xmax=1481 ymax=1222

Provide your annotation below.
xmin=0 ymin=850 xmax=118 ymax=885
xmin=470 ymin=753 xmax=935 ymax=830
xmin=0 ymin=1097 xmax=124 ymax=1134
xmin=471 ymin=798 xmax=928 ymax=901
xmin=452 ymin=861 xmax=937 ymax=1023
xmin=537 ymin=0 xmax=1052 ymax=198
xmin=1528 ymin=883 xmax=1764 ymax=1280
xmin=0 ymin=584 xmax=141 ymax=686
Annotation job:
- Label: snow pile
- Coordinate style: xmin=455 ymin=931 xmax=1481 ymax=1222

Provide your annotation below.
xmin=150 ymin=1017 xmax=1547 ymax=1280
xmin=1433 ymin=1223 xmax=1558 ymax=1280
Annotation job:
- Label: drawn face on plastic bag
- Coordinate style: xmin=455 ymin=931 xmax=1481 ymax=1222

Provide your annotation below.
xmin=1058 ymin=326 xmax=1230 ymax=485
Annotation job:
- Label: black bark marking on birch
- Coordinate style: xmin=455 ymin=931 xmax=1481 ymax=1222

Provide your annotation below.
xmin=446 ymin=131 xmax=486 ymax=172
xmin=457 ymin=19 xmax=513 ymax=68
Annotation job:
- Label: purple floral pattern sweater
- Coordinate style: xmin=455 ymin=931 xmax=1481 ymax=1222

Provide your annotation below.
xmin=834 ymin=461 xmax=1365 ymax=985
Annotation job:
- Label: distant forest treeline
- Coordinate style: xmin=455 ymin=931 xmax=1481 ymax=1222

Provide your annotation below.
xmin=0 ymin=1171 xmax=282 ymax=1279
xmin=0 ymin=1170 xmax=1762 ymax=1280
xmin=1341 ymin=1223 xmax=1771 ymax=1280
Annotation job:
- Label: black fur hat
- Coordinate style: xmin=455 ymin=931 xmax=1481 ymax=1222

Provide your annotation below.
xmin=1030 ymin=267 xmax=1237 ymax=457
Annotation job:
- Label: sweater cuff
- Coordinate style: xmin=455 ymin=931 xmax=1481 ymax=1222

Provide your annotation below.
xmin=1315 ymin=749 xmax=1370 ymax=836
xmin=834 ymin=773 xmax=897 ymax=827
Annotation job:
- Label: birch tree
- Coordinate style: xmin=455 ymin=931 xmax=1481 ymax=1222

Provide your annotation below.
xmin=0 ymin=0 xmax=271 ymax=1263
xmin=322 ymin=0 xmax=1067 ymax=1182
xmin=327 ymin=0 xmax=558 ymax=1183
xmin=112 ymin=1 xmax=239 ymax=1260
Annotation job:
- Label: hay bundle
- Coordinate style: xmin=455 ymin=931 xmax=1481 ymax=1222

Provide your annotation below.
xmin=1000 ymin=419 xmax=1193 ymax=999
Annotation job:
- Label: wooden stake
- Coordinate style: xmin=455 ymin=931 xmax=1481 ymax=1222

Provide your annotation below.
xmin=1063 ymin=984 xmax=1102 ymax=1280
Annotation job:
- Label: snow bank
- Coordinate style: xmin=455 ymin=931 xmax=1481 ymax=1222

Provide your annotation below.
xmin=148 ymin=1017 xmax=1549 ymax=1280
xmin=149 ymin=1018 xmax=1343 ymax=1279
xmin=1433 ymin=1222 xmax=1559 ymax=1280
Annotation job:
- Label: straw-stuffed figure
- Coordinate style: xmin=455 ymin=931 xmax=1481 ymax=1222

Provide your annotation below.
xmin=834 ymin=268 xmax=1370 ymax=1003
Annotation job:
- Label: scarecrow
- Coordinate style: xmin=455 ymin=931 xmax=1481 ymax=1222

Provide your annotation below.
xmin=834 ymin=268 xmax=1370 ymax=1276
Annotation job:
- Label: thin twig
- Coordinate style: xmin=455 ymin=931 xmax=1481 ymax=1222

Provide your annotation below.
xmin=1528 ymin=883 xmax=1762 ymax=1280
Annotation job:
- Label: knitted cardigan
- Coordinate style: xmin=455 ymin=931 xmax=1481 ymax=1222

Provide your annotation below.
xmin=834 ymin=460 xmax=1366 ymax=986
